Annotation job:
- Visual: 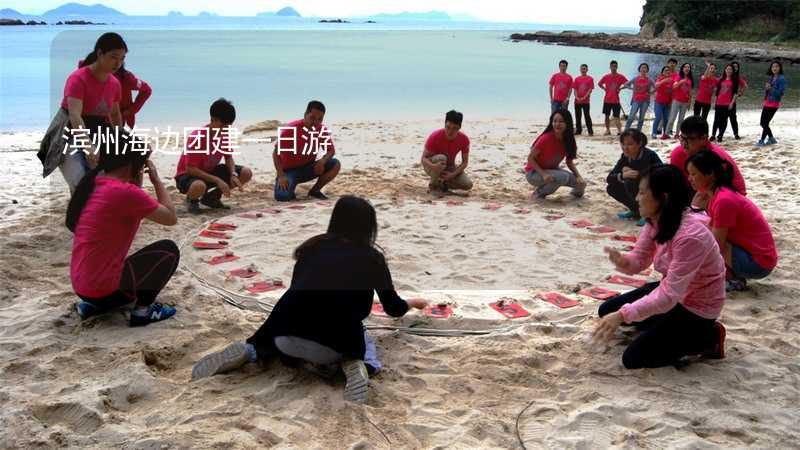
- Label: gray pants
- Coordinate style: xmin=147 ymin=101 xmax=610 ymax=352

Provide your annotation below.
xmin=667 ymin=100 xmax=690 ymax=136
xmin=274 ymin=331 xmax=382 ymax=372
xmin=424 ymin=154 xmax=473 ymax=191
xmin=526 ymin=169 xmax=583 ymax=197
xmin=58 ymin=151 xmax=90 ymax=195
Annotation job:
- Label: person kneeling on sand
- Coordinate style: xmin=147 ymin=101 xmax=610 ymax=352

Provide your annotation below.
xmin=421 ymin=110 xmax=473 ymax=193
xmin=524 ymin=110 xmax=586 ymax=200
xmin=593 ymin=165 xmax=727 ymax=369
xmin=69 ymin=127 xmax=180 ymax=327
xmin=192 ymin=196 xmax=428 ymax=404
xmin=174 ymin=98 xmax=253 ymax=214
xmin=606 ymin=129 xmax=662 ymax=226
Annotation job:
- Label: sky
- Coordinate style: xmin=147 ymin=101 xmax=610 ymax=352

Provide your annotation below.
xmin=4 ymin=0 xmax=647 ymax=27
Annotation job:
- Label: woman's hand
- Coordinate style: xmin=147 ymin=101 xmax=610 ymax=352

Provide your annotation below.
xmin=604 ymin=246 xmax=630 ymax=272
xmin=406 ymin=298 xmax=429 ymax=310
xmin=145 ymin=159 xmax=160 ymax=184
xmin=592 ymin=311 xmax=625 ymax=342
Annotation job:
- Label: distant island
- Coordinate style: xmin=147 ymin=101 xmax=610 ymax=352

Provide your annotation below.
xmin=42 ymin=2 xmax=125 ymax=18
xmin=256 ymin=7 xmax=301 ymax=18
xmin=370 ymin=11 xmax=451 ymax=21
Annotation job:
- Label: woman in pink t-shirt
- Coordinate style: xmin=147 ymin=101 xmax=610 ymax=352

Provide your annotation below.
xmin=710 ymin=64 xmax=739 ymax=142
xmin=757 ymin=61 xmax=787 ymax=147
xmin=621 ymin=63 xmax=656 ymax=132
xmin=68 ymin=127 xmax=180 ymax=327
xmin=666 ymin=63 xmax=693 ymax=138
xmin=652 ymin=66 xmax=674 ymax=140
xmin=593 ymin=165 xmax=726 ymax=369
xmin=725 ymin=61 xmax=747 ymax=140
xmin=524 ymin=110 xmax=586 ymax=200
xmin=114 ymin=65 xmax=152 ymax=129
xmin=692 ymin=62 xmax=718 ymax=120
xmin=686 ymin=150 xmax=777 ymax=292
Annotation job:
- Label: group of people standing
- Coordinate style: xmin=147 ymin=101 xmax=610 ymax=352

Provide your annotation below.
xmin=38 ymin=32 xmax=781 ymax=405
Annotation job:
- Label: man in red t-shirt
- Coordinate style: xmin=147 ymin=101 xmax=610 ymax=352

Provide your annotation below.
xmin=549 ymin=60 xmax=573 ymax=113
xmin=273 ymin=100 xmax=340 ymax=201
xmin=174 ymin=98 xmax=253 ymax=213
xmin=598 ymin=60 xmax=628 ymax=136
xmin=421 ymin=110 xmax=472 ymax=192
xmin=573 ymin=63 xmax=595 ymax=136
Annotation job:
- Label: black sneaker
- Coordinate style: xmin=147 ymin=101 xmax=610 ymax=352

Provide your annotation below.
xmin=308 ymin=190 xmax=328 ymax=200
xmin=186 ymin=198 xmax=202 ymax=214
xmin=200 ymin=190 xmax=230 ymax=209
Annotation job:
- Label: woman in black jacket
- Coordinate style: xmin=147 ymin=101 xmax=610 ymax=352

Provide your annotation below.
xmin=607 ymin=129 xmax=663 ymax=225
xmin=192 ymin=196 xmax=427 ymax=404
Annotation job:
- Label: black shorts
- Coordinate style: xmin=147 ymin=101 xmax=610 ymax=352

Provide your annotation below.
xmin=603 ymin=103 xmax=621 ymax=117
xmin=175 ymin=164 xmax=243 ymax=194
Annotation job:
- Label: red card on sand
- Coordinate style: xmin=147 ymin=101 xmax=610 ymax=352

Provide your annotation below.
xmin=238 ymin=212 xmax=263 ymax=219
xmin=209 ymin=223 xmax=237 ymax=231
xmin=489 ymin=300 xmax=530 ymax=318
xmin=193 ymin=241 xmax=228 ymax=250
xmin=287 ymin=204 xmax=306 ymax=210
xmin=544 ymin=215 xmax=564 ymax=221
xmin=482 ymin=203 xmax=502 ymax=211
xmin=424 ymin=304 xmax=453 ymax=319
xmin=514 ymin=207 xmax=531 ymax=214
xmin=371 ymin=303 xmax=387 ymax=316
xmin=590 ymin=226 xmax=616 ymax=233
xmin=612 ymin=234 xmax=638 ymax=243
xmin=570 ymin=219 xmax=593 ymax=228
xmin=228 ymin=268 xmax=261 ymax=279
xmin=315 ymin=201 xmax=334 ymax=207
xmin=261 ymin=207 xmax=281 ymax=214
xmin=607 ymin=275 xmax=647 ymax=288
xmin=200 ymin=230 xmax=232 ymax=240
xmin=246 ymin=280 xmax=283 ymax=294
xmin=447 ymin=200 xmax=464 ymax=206
xmin=578 ymin=286 xmax=620 ymax=300
xmin=538 ymin=292 xmax=581 ymax=309
xmin=206 ymin=254 xmax=239 ymax=265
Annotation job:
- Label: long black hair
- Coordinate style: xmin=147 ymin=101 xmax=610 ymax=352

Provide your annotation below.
xmin=294 ymin=196 xmax=380 ymax=260
xmin=686 ymin=150 xmax=736 ymax=193
xmin=78 ymin=32 xmax=128 ymax=68
xmin=679 ymin=62 xmax=694 ymax=87
xmin=643 ymin=164 xmax=691 ymax=244
xmin=619 ymin=128 xmax=648 ymax=147
xmin=716 ymin=63 xmax=739 ymax=97
xmin=65 ymin=127 xmax=148 ymax=232
xmin=535 ymin=109 xmax=578 ymax=160
xmin=767 ymin=60 xmax=784 ymax=76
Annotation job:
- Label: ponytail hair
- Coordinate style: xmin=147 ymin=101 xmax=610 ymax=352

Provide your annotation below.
xmin=65 ymin=127 xmax=148 ymax=232
xmin=79 ymin=32 xmax=128 ymax=68
xmin=644 ymin=164 xmax=691 ymax=244
xmin=619 ymin=128 xmax=648 ymax=148
xmin=685 ymin=150 xmax=736 ymax=193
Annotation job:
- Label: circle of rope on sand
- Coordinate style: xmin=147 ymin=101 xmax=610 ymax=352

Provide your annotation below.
xmin=515 ymin=398 xmax=539 ymax=450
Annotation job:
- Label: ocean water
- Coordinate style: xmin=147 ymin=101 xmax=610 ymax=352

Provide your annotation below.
xmin=0 ymin=19 xmax=795 ymax=132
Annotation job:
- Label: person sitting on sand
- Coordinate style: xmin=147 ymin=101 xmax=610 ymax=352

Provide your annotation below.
xmin=669 ymin=116 xmax=746 ymax=210
xmin=191 ymin=196 xmax=428 ymax=404
xmin=686 ymin=150 xmax=778 ymax=292
xmin=174 ymin=98 xmax=253 ymax=213
xmin=606 ymin=129 xmax=662 ymax=226
xmin=273 ymin=100 xmax=341 ymax=201
xmin=69 ymin=126 xmax=180 ymax=327
xmin=421 ymin=110 xmax=473 ymax=193
xmin=524 ymin=110 xmax=586 ymax=200
xmin=594 ymin=164 xmax=727 ymax=369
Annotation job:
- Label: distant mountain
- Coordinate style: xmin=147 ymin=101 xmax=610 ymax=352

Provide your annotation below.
xmin=166 ymin=11 xmax=183 ymax=17
xmin=0 ymin=8 xmax=25 ymax=19
xmin=370 ymin=11 xmax=451 ymax=21
xmin=42 ymin=3 xmax=125 ymax=18
xmin=257 ymin=6 xmax=301 ymax=17
xmin=197 ymin=11 xmax=218 ymax=17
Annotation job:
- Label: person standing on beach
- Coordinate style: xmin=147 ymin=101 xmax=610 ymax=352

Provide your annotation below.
xmin=693 ymin=62 xmax=718 ymax=120
xmin=573 ymin=64 xmax=595 ymax=136
xmin=37 ymin=32 xmax=126 ymax=194
xmin=421 ymin=110 xmax=473 ymax=193
xmin=757 ymin=61 xmax=787 ymax=147
xmin=68 ymin=126 xmax=180 ymax=327
xmin=686 ymin=150 xmax=777 ymax=292
xmin=114 ymin=64 xmax=152 ymax=129
xmin=667 ymin=57 xmax=679 ymax=81
xmin=174 ymin=98 xmax=253 ymax=213
xmin=710 ymin=64 xmax=739 ymax=142
xmin=524 ymin=110 xmax=586 ymax=200
xmin=666 ymin=63 xmax=694 ymax=139
xmin=725 ymin=61 xmax=747 ymax=140
xmin=606 ymin=129 xmax=662 ymax=226
xmin=598 ymin=60 xmax=628 ymax=136
xmin=273 ymin=100 xmax=341 ymax=201
xmin=593 ymin=164 xmax=727 ymax=369
xmin=652 ymin=66 xmax=674 ymax=139
xmin=191 ymin=196 xmax=429 ymax=405
xmin=549 ymin=60 xmax=573 ymax=113
xmin=621 ymin=63 xmax=655 ymax=131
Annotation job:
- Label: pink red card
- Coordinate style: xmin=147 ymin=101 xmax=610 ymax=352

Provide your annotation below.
xmin=246 ymin=280 xmax=284 ymax=294
xmin=544 ymin=214 xmax=564 ymax=221
xmin=200 ymin=230 xmax=232 ymax=240
xmin=206 ymin=254 xmax=240 ymax=265
xmin=570 ymin=219 xmax=593 ymax=228
xmin=612 ymin=234 xmax=637 ymax=243
xmin=209 ymin=223 xmax=237 ymax=231
xmin=482 ymin=203 xmax=502 ymax=211
xmin=514 ymin=207 xmax=531 ymax=214
xmin=228 ymin=267 xmax=261 ymax=279
xmin=578 ymin=286 xmax=620 ymax=300
xmin=287 ymin=204 xmax=306 ymax=210
xmin=193 ymin=241 xmax=229 ymax=250
xmin=607 ymin=275 xmax=647 ymax=288
xmin=261 ymin=207 xmax=281 ymax=214
xmin=489 ymin=300 xmax=530 ymax=318
xmin=424 ymin=304 xmax=453 ymax=319
xmin=538 ymin=292 xmax=581 ymax=308
xmin=371 ymin=303 xmax=387 ymax=316
xmin=315 ymin=201 xmax=334 ymax=207
xmin=238 ymin=212 xmax=263 ymax=219
xmin=590 ymin=226 xmax=616 ymax=233
xmin=446 ymin=200 xmax=464 ymax=206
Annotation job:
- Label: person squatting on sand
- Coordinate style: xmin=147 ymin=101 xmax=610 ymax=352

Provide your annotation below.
xmin=606 ymin=129 xmax=662 ymax=226
xmin=524 ymin=110 xmax=586 ymax=200
xmin=191 ymin=196 xmax=429 ymax=404
xmin=68 ymin=126 xmax=180 ymax=327
xmin=421 ymin=110 xmax=473 ymax=193
xmin=594 ymin=165 xmax=727 ymax=369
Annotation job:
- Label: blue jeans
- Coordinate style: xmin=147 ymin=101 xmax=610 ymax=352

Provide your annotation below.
xmin=551 ymin=100 xmax=566 ymax=114
xmin=625 ymin=100 xmax=649 ymax=131
xmin=731 ymin=244 xmax=773 ymax=280
xmin=652 ymin=102 xmax=671 ymax=137
xmin=274 ymin=158 xmax=339 ymax=201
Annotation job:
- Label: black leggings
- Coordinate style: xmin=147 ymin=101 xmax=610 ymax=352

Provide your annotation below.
xmin=712 ymin=105 xmax=730 ymax=139
xmin=760 ymin=106 xmax=779 ymax=141
xmin=574 ymin=103 xmax=593 ymax=134
xmin=693 ymin=101 xmax=711 ymax=120
xmin=79 ymin=240 xmax=180 ymax=312
xmin=598 ymin=282 xmax=718 ymax=369
xmin=606 ymin=177 xmax=640 ymax=215
xmin=727 ymin=102 xmax=739 ymax=137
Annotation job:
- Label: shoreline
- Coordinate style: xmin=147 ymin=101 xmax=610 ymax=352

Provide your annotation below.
xmin=510 ymin=31 xmax=800 ymax=64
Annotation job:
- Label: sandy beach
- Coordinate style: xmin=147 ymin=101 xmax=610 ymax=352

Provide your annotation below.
xmin=1 ymin=109 xmax=799 ymax=448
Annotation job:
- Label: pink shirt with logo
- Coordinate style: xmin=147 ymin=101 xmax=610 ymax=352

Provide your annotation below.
xmin=598 ymin=73 xmax=628 ymax=104
xmin=277 ymin=119 xmax=336 ymax=170
xmin=619 ymin=211 xmax=726 ymax=323
xmin=524 ymin=131 xmax=567 ymax=172
xmin=715 ymin=79 xmax=735 ymax=106
xmin=71 ymin=177 xmax=160 ymax=297
xmin=655 ymin=74 xmax=674 ymax=105
xmin=549 ymin=73 xmax=574 ymax=102
xmin=708 ymin=187 xmax=778 ymax=270
xmin=630 ymin=76 xmax=654 ymax=103
xmin=60 ymin=66 xmax=122 ymax=117
xmin=174 ymin=124 xmax=233 ymax=178
xmin=573 ymin=75 xmax=594 ymax=104
xmin=673 ymin=77 xmax=693 ymax=103
xmin=424 ymin=129 xmax=470 ymax=169
xmin=695 ymin=76 xmax=718 ymax=104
